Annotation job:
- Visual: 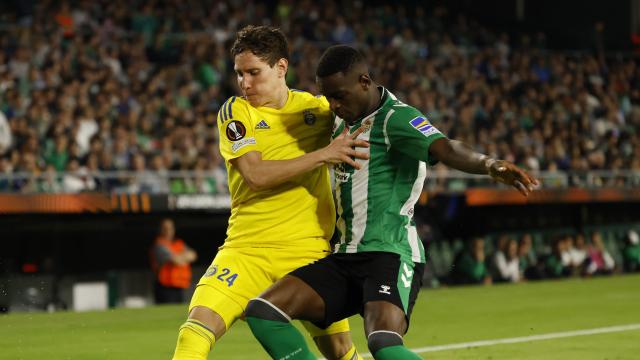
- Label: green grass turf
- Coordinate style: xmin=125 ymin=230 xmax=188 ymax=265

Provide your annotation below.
xmin=1 ymin=274 xmax=639 ymax=359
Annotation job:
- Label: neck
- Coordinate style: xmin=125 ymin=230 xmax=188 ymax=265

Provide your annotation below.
xmin=364 ymin=86 xmax=382 ymax=116
xmin=262 ymin=85 xmax=289 ymax=109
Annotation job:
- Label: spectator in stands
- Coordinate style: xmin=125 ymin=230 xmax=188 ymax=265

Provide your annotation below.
xmin=585 ymin=231 xmax=616 ymax=275
xmin=451 ymin=237 xmax=492 ymax=285
xmin=127 ymin=153 xmax=157 ymax=193
xmin=13 ymin=152 xmax=40 ymax=193
xmin=150 ymin=218 xmax=197 ymax=304
xmin=43 ymin=135 xmax=69 ymax=172
xmin=0 ymin=156 xmax=12 ymax=192
xmin=622 ymin=230 xmax=640 ymax=272
xmin=62 ymin=158 xmax=96 ymax=193
xmin=518 ymin=233 xmax=539 ymax=279
xmin=40 ymin=164 xmax=62 ymax=193
xmin=568 ymin=233 xmax=589 ymax=275
xmin=560 ymin=235 xmax=574 ymax=270
xmin=542 ymin=236 xmax=572 ymax=279
xmin=491 ymin=237 xmax=521 ymax=282
xmin=0 ymin=0 xmax=637 ymax=197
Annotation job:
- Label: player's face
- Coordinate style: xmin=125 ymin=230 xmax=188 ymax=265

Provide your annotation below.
xmin=317 ymin=71 xmax=370 ymax=124
xmin=234 ymin=51 xmax=287 ymax=107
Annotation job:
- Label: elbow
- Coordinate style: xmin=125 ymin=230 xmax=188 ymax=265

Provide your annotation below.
xmin=244 ymin=174 xmax=268 ymax=191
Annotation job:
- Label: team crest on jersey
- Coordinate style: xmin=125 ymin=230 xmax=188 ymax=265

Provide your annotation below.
xmin=226 ymin=120 xmax=246 ymax=141
xmin=204 ymin=264 xmax=218 ymax=277
xmin=361 ymin=118 xmax=373 ymax=133
xmin=255 ymin=119 xmax=270 ymax=130
xmin=303 ymin=110 xmax=316 ymax=125
xmin=409 ymin=116 xmax=440 ymax=137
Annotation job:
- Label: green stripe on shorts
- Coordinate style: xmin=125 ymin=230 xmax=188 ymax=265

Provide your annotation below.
xmin=396 ymin=258 xmax=415 ymax=312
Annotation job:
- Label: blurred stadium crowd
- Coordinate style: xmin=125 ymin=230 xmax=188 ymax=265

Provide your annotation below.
xmin=425 ymin=228 xmax=640 ymax=285
xmin=0 ymin=0 xmax=639 ymax=194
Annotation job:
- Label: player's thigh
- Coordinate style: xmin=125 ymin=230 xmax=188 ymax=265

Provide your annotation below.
xmin=362 ymin=253 xmax=425 ymax=335
xmin=289 ymin=254 xmax=361 ymax=329
xmin=190 ymin=247 xmax=273 ymax=332
xmin=272 ymin=243 xmax=331 ymax=279
xmin=272 ymin=247 xmax=358 ymax=338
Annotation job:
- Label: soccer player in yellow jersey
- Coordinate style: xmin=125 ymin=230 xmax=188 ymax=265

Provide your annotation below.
xmin=172 ymin=26 xmax=369 ymax=360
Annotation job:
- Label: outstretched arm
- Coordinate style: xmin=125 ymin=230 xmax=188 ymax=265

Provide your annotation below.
xmin=232 ymin=127 xmax=369 ymax=191
xmin=429 ymin=138 xmax=539 ymax=196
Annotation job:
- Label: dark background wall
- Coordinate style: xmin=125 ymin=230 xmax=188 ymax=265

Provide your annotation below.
xmin=2 ymin=199 xmax=639 ymax=275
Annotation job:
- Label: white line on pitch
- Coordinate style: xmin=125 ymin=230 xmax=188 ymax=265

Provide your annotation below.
xmin=339 ymin=323 xmax=640 ymax=359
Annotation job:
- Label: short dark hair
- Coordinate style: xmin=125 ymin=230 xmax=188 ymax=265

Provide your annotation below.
xmin=316 ymin=45 xmax=365 ymax=78
xmin=230 ymin=25 xmax=289 ymax=66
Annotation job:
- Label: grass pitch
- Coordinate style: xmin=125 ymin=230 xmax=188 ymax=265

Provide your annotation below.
xmin=2 ymin=274 xmax=639 ymax=359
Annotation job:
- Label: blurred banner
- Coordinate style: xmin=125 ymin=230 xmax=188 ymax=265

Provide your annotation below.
xmin=1 ymin=189 xmax=640 ymax=213
xmin=464 ymin=188 xmax=640 ymax=206
xmin=0 ymin=193 xmax=230 ymax=213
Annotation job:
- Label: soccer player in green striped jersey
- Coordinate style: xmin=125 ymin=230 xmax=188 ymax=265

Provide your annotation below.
xmin=245 ymin=45 xmax=538 ymax=360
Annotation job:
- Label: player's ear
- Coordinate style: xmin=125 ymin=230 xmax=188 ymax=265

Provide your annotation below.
xmin=276 ymin=58 xmax=288 ymax=78
xmin=359 ymin=74 xmax=372 ymax=90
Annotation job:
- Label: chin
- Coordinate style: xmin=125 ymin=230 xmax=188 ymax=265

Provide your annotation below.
xmin=344 ymin=116 xmax=358 ymax=125
xmin=245 ymin=96 xmax=261 ymax=106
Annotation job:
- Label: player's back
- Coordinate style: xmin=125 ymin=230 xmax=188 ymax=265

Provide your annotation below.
xmin=217 ymin=90 xmax=335 ymax=250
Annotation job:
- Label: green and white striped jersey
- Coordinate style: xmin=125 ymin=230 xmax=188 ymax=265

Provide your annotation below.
xmin=332 ymin=87 xmax=446 ymax=263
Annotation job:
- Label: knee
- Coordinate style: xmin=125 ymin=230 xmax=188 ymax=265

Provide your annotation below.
xmin=245 ymin=298 xmax=291 ymax=322
xmin=314 ymin=332 xmax=353 ymax=360
xmin=367 ymin=330 xmax=403 ymax=356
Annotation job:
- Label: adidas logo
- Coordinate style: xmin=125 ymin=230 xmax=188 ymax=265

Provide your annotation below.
xmin=255 ymin=120 xmax=270 ymax=129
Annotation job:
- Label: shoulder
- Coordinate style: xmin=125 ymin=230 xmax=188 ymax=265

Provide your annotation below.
xmin=218 ymin=96 xmax=250 ymax=123
xmin=290 ymin=89 xmax=330 ymax=113
xmin=154 ymin=237 xmax=170 ymax=248
xmin=385 ymin=103 xmax=427 ymax=130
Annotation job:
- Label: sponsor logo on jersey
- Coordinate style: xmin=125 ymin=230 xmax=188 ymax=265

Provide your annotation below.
xmin=226 ymin=120 xmax=246 ymax=141
xmin=231 ymin=137 xmax=256 ymax=153
xmin=335 ymin=171 xmax=351 ymax=183
xmin=255 ymin=119 xmax=270 ymax=129
xmin=303 ymin=109 xmax=316 ymax=125
xmin=409 ymin=116 xmax=441 ymax=137
xmin=334 ymin=163 xmax=351 ymax=183
xmin=379 ymin=285 xmax=392 ymax=295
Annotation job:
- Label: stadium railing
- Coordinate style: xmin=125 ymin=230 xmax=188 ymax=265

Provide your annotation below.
xmin=1 ymin=169 xmax=640 ymax=194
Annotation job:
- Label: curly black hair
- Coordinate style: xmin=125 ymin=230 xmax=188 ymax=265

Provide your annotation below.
xmin=316 ymin=45 xmax=365 ymax=78
xmin=230 ymin=25 xmax=289 ymax=66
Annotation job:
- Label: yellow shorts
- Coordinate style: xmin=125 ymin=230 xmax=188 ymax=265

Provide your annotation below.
xmin=189 ymin=243 xmax=350 ymax=338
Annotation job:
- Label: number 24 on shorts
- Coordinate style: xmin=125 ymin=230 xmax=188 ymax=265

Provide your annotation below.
xmin=204 ymin=265 xmax=238 ymax=287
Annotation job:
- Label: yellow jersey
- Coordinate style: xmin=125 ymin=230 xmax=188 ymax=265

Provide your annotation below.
xmin=217 ymin=89 xmax=335 ymax=249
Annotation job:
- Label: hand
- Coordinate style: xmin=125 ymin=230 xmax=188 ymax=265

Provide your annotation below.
xmin=320 ymin=126 xmax=370 ymax=169
xmin=487 ymin=159 xmax=539 ymax=197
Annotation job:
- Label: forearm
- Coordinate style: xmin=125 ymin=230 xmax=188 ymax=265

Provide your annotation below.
xmin=238 ymin=151 xmax=326 ymax=191
xmin=438 ymin=140 xmax=491 ymax=175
